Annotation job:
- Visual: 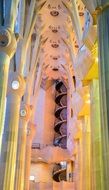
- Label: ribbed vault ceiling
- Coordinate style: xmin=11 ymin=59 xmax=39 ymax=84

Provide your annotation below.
xmin=34 ymin=0 xmax=85 ymax=81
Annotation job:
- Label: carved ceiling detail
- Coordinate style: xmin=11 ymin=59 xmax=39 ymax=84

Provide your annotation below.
xmin=35 ymin=0 xmax=85 ymax=80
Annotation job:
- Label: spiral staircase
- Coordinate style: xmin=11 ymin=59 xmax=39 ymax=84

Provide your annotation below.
xmin=53 ymin=81 xmax=68 ymax=182
xmin=53 ymin=81 xmax=67 ymax=149
xmin=53 ymin=163 xmax=67 ymax=182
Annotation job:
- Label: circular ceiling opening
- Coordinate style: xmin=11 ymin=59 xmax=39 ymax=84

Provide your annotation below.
xmin=50 ymin=11 xmax=59 ymax=17
xmin=51 ymin=44 xmax=59 ymax=48
xmin=52 ymin=68 xmax=59 ymax=71
xmin=52 ymin=29 xmax=58 ymax=33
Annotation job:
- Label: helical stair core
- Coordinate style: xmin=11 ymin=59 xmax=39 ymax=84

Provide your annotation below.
xmin=53 ymin=80 xmax=67 ymax=149
xmin=52 ymin=163 xmax=67 ymax=182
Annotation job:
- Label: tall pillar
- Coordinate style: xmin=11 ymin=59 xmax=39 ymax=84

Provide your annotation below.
xmin=82 ymin=1 xmax=109 ymax=188
xmin=14 ymin=103 xmax=33 ymax=190
xmin=0 ymin=0 xmax=19 ymax=150
xmin=74 ymin=140 xmax=80 ymax=190
xmin=0 ymin=28 xmax=17 ymax=151
xmin=90 ymin=79 xmax=104 ymax=190
xmin=79 ymin=130 xmax=83 ymax=190
xmin=81 ymin=116 xmax=91 ymax=190
xmin=0 ymin=72 xmax=25 ymax=190
xmin=24 ymin=122 xmax=36 ymax=190
xmin=97 ymin=7 xmax=109 ymax=189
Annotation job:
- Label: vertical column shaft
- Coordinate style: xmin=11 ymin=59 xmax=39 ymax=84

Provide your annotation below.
xmin=0 ymin=0 xmax=19 ymax=151
xmin=90 ymin=79 xmax=104 ymax=190
xmin=14 ymin=120 xmax=27 ymax=190
xmin=0 ymin=73 xmax=25 ymax=190
xmin=0 ymin=53 xmax=10 ymax=150
xmin=0 ymin=94 xmax=21 ymax=190
xmin=82 ymin=116 xmax=91 ymax=190
xmin=97 ymin=8 xmax=109 ymax=189
xmin=15 ymin=104 xmax=32 ymax=190
xmin=24 ymin=123 xmax=36 ymax=190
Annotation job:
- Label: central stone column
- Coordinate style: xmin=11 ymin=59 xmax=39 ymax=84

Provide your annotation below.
xmin=0 ymin=72 xmax=25 ymax=190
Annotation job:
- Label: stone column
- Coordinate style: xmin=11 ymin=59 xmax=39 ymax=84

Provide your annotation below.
xmin=97 ymin=7 xmax=109 ymax=189
xmin=0 ymin=28 xmax=17 ymax=151
xmin=81 ymin=116 xmax=91 ymax=190
xmin=79 ymin=131 xmax=83 ymax=190
xmin=0 ymin=0 xmax=19 ymax=150
xmin=24 ymin=122 xmax=36 ymax=190
xmin=90 ymin=79 xmax=104 ymax=190
xmin=83 ymin=0 xmax=109 ymax=190
xmin=0 ymin=72 xmax=25 ymax=190
xmin=74 ymin=139 xmax=81 ymax=190
xmin=14 ymin=103 xmax=33 ymax=190
xmin=82 ymin=2 xmax=109 ymax=188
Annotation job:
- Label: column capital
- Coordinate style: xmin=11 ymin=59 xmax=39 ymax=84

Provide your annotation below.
xmin=7 ymin=72 xmax=26 ymax=97
xmin=93 ymin=3 xmax=109 ymax=16
xmin=20 ymin=103 xmax=33 ymax=121
xmin=0 ymin=27 xmax=18 ymax=58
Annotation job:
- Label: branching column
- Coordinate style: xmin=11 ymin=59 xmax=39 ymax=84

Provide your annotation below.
xmin=0 ymin=72 xmax=25 ymax=190
xmin=0 ymin=0 xmax=19 ymax=150
xmin=0 ymin=28 xmax=17 ymax=151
